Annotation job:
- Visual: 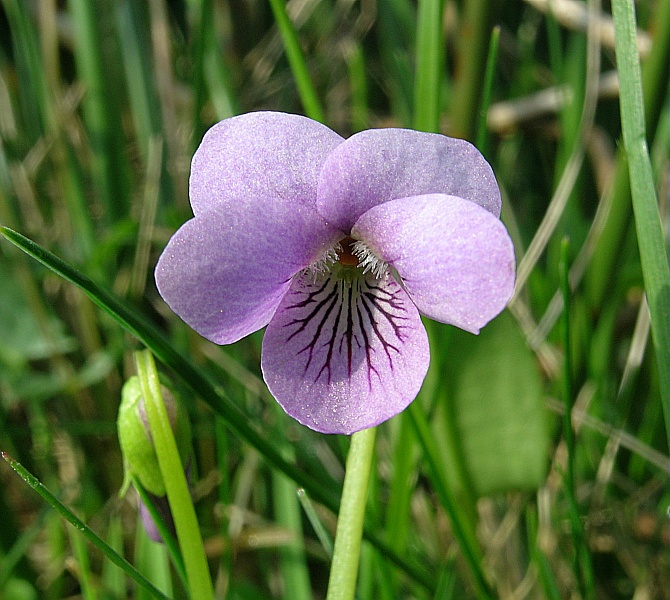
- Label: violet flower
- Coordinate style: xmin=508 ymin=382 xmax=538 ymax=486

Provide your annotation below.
xmin=156 ymin=112 xmax=515 ymax=435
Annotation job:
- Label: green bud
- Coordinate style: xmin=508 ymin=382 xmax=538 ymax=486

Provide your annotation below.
xmin=117 ymin=376 xmax=191 ymax=496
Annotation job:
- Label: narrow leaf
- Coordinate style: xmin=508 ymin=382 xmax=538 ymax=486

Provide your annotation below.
xmin=1 ymin=452 xmax=170 ymax=600
xmin=612 ymin=0 xmax=670 ymax=451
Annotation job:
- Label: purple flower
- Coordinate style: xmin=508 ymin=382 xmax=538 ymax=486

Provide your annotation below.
xmin=155 ymin=112 xmax=515 ymax=434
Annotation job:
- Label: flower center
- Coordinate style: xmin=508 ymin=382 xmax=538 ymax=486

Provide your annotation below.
xmin=337 ymin=236 xmax=362 ymax=267
xmin=303 ymin=237 xmax=389 ymax=282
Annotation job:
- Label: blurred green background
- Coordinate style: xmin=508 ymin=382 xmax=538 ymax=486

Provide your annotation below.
xmin=0 ymin=0 xmax=668 ymax=598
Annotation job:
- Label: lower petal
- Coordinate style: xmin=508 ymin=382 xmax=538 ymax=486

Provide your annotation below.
xmin=261 ymin=272 xmax=430 ymax=434
xmin=351 ymin=194 xmax=516 ymax=334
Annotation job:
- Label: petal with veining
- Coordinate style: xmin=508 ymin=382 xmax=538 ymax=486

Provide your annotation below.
xmin=261 ymin=272 xmax=430 ymax=434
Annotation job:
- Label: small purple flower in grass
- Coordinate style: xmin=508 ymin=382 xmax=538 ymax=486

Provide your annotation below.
xmin=156 ymin=112 xmax=515 ymax=434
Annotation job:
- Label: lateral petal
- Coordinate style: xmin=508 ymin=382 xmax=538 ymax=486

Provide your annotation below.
xmin=155 ymin=198 xmax=340 ymax=345
xmin=351 ymin=194 xmax=516 ymax=334
xmin=261 ymin=272 xmax=430 ymax=434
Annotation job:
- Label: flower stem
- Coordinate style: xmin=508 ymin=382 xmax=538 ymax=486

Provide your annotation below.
xmin=326 ymin=426 xmax=377 ymax=600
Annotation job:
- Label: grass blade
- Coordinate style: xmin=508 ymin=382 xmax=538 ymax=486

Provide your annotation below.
xmin=450 ymin=0 xmax=498 ymax=140
xmin=559 ymin=239 xmax=595 ymax=598
xmin=407 ymin=403 xmax=492 ymax=599
xmin=586 ymin=0 xmax=670 ymax=305
xmin=273 ymin=454 xmax=313 ymax=600
xmin=68 ymin=527 xmax=96 ymax=600
xmin=1 ymin=452 xmax=170 ymax=600
xmin=69 ymin=0 xmax=130 ymax=221
xmin=267 ymin=0 xmax=324 ymax=122
xmin=475 ymin=25 xmax=500 ymax=156
xmin=376 ymin=0 xmax=415 ymax=126
xmin=412 ymin=0 xmax=444 ymax=133
xmin=611 ymin=0 xmax=670 ymax=451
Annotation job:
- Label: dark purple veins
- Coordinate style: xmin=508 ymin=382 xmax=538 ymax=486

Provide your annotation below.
xmin=281 ymin=272 xmax=410 ymax=389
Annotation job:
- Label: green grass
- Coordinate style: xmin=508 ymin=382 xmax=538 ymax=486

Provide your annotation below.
xmin=0 ymin=1 xmax=668 ymax=598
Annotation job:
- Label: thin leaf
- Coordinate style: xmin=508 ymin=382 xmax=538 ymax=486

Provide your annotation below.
xmin=267 ymin=0 xmax=325 ymax=123
xmin=475 ymin=25 xmax=500 ymax=156
xmin=586 ymin=0 xmax=670 ymax=305
xmin=560 ymin=239 xmax=595 ymax=598
xmin=272 ymin=451 xmax=313 ymax=600
xmin=449 ymin=0 xmax=498 ymax=140
xmin=69 ymin=0 xmax=130 ymax=221
xmin=1 ymin=452 xmax=170 ymax=600
xmin=408 ymin=403 xmax=493 ymax=599
xmin=412 ymin=0 xmax=444 ymax=133
xmin=612 ymin=0 xmax=670 ymax=452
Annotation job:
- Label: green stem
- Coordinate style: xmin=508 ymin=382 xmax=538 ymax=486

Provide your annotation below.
xmin=134 ymin=350 xmax=214 ymax=600
xmin=326 ymin=427 xmax=377 ymax=600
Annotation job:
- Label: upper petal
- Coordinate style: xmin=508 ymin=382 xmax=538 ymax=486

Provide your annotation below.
xmin=316 ymin=128 xmax=501 ymax=231
xmin=351 ymin=194 xmax=516 ymax=334
xmin=155 ymin=197 xmax=340 ymax=345
xmin=190 ymin=111 xmax=344 ymax=216
xmin=261 ymin=272 xmax=430 ymax=434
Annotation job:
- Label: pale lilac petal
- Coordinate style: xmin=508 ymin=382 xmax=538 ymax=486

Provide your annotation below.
xmin=139 ymin=494 xmax=173 ymax=543
xmin=190 ymin=111 xmax=344 ymax=216
xmin=351 ymin=194 xmax=516 ymax=334
xmin=316 ymin=128 xmax=501 ymax=231
xmin=261 ymin=272 xmax=430 ymax=434
xmin=156 ymin=199 xmax=341 ymax=345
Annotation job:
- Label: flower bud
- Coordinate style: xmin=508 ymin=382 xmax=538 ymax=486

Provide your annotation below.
xmin=117 ymin=376 xmax=191 ymax=496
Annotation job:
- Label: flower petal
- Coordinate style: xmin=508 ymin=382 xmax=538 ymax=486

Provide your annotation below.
xmin=351 ymin=194 xmax=516 ymax=334
xmin=261 ymin=272 xmax=430 ymax=434
xmin=190 ymin=111 xmax=344 ymax=216
xmin=139 ymin=494 xmax=173 ymax=543
xmin=155 ymin=198 xmax=340 ymax=345
xmin=317 ymin=128 xmax=501 ymax=231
